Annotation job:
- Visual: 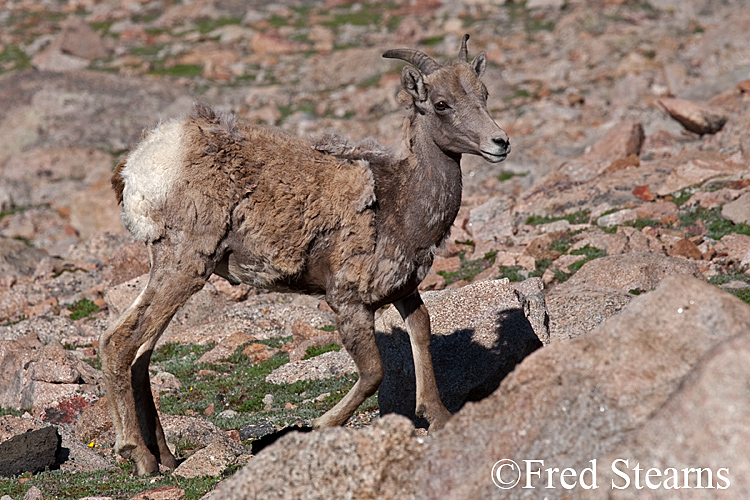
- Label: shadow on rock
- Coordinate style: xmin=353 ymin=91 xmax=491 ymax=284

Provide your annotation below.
xmin=376 ymin=280 xmax=545 ymax=428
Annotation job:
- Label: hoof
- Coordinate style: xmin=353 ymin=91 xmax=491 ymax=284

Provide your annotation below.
xmin=160 ymin=451 xmax=178 ymax=470
xmin=427 ymin=408 xmax=452 ymax=432
xmin=132 ymin=449 xmax=160 ymax=476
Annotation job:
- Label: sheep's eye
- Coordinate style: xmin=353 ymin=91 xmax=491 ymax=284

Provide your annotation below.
xmin=434 ymin=101 xmax=449 ymax=111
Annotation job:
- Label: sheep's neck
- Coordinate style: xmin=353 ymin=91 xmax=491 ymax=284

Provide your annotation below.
xmin=401 ymin=119 xmax=463 ymax=247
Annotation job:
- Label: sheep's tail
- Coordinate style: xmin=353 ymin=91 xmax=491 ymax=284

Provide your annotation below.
xmin=111 ymin=157 xmax=126 ymax=205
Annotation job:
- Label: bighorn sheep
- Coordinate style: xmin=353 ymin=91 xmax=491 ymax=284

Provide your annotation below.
xmin=101 ymin=34 xmax=510 ymax=475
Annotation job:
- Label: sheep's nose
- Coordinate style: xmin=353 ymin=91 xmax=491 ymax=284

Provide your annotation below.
xmin=493 ymin=137 xmax=510 ymax=154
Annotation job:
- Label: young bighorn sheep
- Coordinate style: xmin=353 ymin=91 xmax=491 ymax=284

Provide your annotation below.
xmin=101 ymin=34 xmax=509 ymax=475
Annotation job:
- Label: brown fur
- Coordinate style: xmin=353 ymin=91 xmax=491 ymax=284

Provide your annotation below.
xmin=101 ymin=36 xmax=510 ymax=475
xmin=111 ymin=158 xmax=126 ymax=205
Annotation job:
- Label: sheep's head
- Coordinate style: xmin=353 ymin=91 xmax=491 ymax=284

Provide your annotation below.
xmin=383 ymin=34 xmax=510 ymax=163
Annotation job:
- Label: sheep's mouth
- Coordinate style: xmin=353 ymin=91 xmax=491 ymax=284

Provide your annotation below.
xmin=481 ymin=150 xmax=508 ymax=163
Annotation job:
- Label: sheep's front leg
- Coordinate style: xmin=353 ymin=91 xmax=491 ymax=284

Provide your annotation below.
xmin=312 ymin=303 xmax=382 ymax=428
xmin=99 ymin=243 xmax=209 ymax=475
xmin=394 ymin=290 xmax=452 ymax=430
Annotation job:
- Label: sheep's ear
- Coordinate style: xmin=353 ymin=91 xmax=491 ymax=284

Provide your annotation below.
xmin=401 ymin=66 xmax=427 ymax=104
xmin=472 ymin=51 xmax=487 ymax=78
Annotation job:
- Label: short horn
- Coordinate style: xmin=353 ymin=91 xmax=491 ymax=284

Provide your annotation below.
xmin=458 ymin=34 xmax=470 ymax=62
xmin=382 ymin=48 xmax=440 ymax=75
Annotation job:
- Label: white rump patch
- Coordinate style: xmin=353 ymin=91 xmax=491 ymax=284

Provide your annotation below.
xmin=120 ymin=119 xmax=187 ymax=241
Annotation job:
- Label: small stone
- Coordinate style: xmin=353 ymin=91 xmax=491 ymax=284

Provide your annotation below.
xmin=23 ymin=487 xmax=43 ymax=500
xmin=197 ymin=331 xmax=257 ymax=364
xmin=218 ymin=409 xmax=238 ymax=419
xmin=719 ymin=280 xmax=749 ymax=290
xmin=524 ymin=231 xmax=569 ymax=261
xmin=445 ymin=279 xmax=469 ymax=289
xmin=603 ymin=154 xmax=640 ymax=174
xmin=419 ymin=268 xmax=446 ymax=291
xmin=635 ymin=201 xmax=678 ymax=220
xmin=291 ymin=321 xmax=327 ymax=346
xmin=658 ymin=97 xmax=727 ymax=135
xmin=526 ymin=0 xmax=565 ymax=8
xmin=542 ymin=268 xmax=556 ymax=286
xmin=716 ymin=233 xmax=750 ymax=262
xmin=587 ymin=122 xmax=645 ymax=162
xmin=241 ymin=343 xmax=278 ymax=364
xmin=668 ymin=238 xmax=703 ymax=260
xmin=431 ymin=256 xmax=461 ymax=273
xmin=597 ymin=209 xmax=637 ymax=227
xmin=738 ymin=80 xmax=750 ymax=93
xmin=551 ymin=254 xmax=586 ymax=273
xmin=151 ymin=372 xmax=182 ymax=393
xmin=174 ymin=442 xmax=237 ymax=479
xmin=721 ymin=192 xmax=750 ymax=225
xmin=265 ymin=351 xmax=356 ymax=385
xmin=466 ymin=196 xmax=514 ymax=244
xmin=128 ymin=485 xmax=185 ymax=500
xmin=263 ymin=394 xmax=274 ymax=410
xmin=632 ymin=185 xmax=655 ymax=202
xmin=472 ymin=264 xmax=500 ymax=283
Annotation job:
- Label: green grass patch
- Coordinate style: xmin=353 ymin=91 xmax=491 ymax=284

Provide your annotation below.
xmin=67 ymin=299 xmax=100 ymax=320
xmin=669 ymin=189 xmax=694 ymax=207
xmin=679 ymin=206 xmax=750 ymax=240
xmin=254 ymin=336 xmax=293 ymax=349
xmin=268 ymin=14 xmax=291 ymax=27
xmin=421 ymin=36 xmax=445 ymax=46
xmin=526 ymin=211 xmax=590 ymax=226
xmin=151 ymin=64 xmax=203 ymax=78
xmin=710 ymin=271 xmax=750 ymax=305
xmin=566 ymin=245 xmax=606 ymax=275
xmin=153 ymin=340 xmax=365 ymax=431
xmin=358 ymin=74 xmax=382 ymax=88
xmin=0 ymin=206 xmax=23 ymax=220
xmin=386 ymin=15 xmax=403 ymax=32
xmin=570 ymin=245 xmax=607 ymax=259
xmin=89 ymin=20 xmax=115 ymax=35
xmin=438 ymin=251 xmax=497 ymax=285
xmin=1 ymin=316 xmax=26 ymax=327
xmin=497 ymin=265 xmax=531 ymax=282
xmin=324 ymin=4 xmax=382 ymax=28
xmin=497 ymin=171 xmax=528 ymax=182
xmin=130 ymin=43 xmax=165 ymax=57
xmin=0 ymin=462 xmax=218 ymax=500
xmin=303 ymin=343 xmax=341 ymax=360
xmin=709 ymin=272 xmax=750 ymax=287
xmin=525 ymin=17 xmax=555 ymax=32
xmin=0 ymin=44 xmax=31 ymax=73
xmin=131 ymin=12 xmax=160 ymax=24
xmin=731 ymin=289 xmax=750 ymax=304
xmin=549 ymin=235 xmax=573 ymax=255
xmin=0 ymin=406 xmax=24 ymax=417
xmin=152 ymin=343 xmax=212 ymax=379
xmin=631 ymin=218 xmax=661 ymax=230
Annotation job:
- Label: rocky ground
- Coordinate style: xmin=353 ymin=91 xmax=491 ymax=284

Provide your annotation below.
xmin=1 ymin=0 xmax=750 ymax=498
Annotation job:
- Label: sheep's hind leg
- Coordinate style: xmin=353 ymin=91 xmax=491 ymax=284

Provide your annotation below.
xmin=131 ymin=334 xmax=176 ymax=469
xmin=312 ymin=303 xmax=382 ymax=428
xmin=99 ymin=242 xmax=211 ymax=475
xmin=394 ymin=290 xmax=452 ymax=431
